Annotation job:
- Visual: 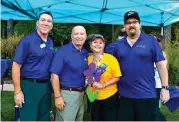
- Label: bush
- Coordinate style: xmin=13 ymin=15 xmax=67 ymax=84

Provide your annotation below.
xmin=1 ymin=35 xmax=23 ymax=60
xmin=1 ymin=35 xmax=23 ymax=79
xmin=165 ymin=41 xmax=179 ymax=85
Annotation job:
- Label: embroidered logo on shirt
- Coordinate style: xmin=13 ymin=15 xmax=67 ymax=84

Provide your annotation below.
xmin=136 ymin=45 xmax=146 ymax=48
xmin=49 ymin=47 xmax=54 ymax=50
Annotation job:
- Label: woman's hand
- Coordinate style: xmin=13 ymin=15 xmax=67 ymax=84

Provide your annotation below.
xmin=92 ymin=81 xmax=105 ymax=89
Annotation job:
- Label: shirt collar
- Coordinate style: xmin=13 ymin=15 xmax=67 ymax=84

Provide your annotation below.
xmin=69 ymin=42 xmax=87 ymax=53
xmin=34 ymin=30 xmax=51 ymax=44
xmin=123 ymin=32 xmax=145 ymax=45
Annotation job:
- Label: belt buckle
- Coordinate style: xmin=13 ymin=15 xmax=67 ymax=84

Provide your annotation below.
xmin=79 ymin=87 xmax=83 ymax=92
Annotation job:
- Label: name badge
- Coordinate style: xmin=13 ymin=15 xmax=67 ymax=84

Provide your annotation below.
xmin=40 ymin=43 xmax=46 ymax=48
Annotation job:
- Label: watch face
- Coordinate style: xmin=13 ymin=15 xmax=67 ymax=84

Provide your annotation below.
xmin=162 ymin=86 xmax=169 ymax=90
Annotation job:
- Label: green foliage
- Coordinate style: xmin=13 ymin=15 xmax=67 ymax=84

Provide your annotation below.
xmin=14 ymin=20 xmax=36 ymax=36
xmin=50 ymin=24 xmax=101 ymax=46
xmin=165 ymin=40 xmax=179 ymax=84
xmin=143 ymin=26 xmax=160 ymax=35
xmin=0 ymin=35 xmax=23 ymax=78
xmin=1 ymin=35 xmax=23 ymax=59
xmin=112 ymin=25 xmax=123 ymax=42
xmin=50 ymin=23 xmax=73 ymax=46
xmin=1 ymin=20 xmax=7 ymax=38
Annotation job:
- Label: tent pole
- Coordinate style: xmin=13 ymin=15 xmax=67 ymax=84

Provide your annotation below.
xmin=160 ymin=12 xmax=164 ymax=36
xmin=161 ymin=26 xmax=164 ymax=36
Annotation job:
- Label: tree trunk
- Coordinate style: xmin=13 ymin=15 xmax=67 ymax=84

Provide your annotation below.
xmin=163 ymin=25 xmax=172 ymax=45
xmin=7 ymin=20 xmax=14 ymax=37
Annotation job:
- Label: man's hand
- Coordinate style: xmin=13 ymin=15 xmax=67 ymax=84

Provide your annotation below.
xmin=160 ymin=88 xmax=170 ymax=103
xmin=55 ymin=97 xmax=65 ymax=111
xmin=14 ymin=91 xmax=24 ymax=107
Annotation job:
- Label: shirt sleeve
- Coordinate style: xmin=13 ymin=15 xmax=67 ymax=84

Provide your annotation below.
xmin=13 ymin=37 xmax=29 ymax=64
xmin=110 ymin=55 xmax=122 ymax=78
xmin=152 ymin=37 xmax=165 ymax=63
xmin=50 ymin=47 xmax=64 ymax=75
xmin=105 ymin=42 xmax=116 ymax=55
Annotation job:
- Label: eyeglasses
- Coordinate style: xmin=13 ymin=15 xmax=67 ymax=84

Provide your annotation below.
xmin=125 ymin=21 xmax=139 ymax=25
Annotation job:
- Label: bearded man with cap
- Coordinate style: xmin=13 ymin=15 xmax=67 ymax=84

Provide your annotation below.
xmin=108 ymin=11 xmax=170 ymax=121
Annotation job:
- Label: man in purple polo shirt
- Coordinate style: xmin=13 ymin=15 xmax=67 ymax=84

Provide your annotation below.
xmin=111 ymin=11 xmax=170 ymax=121
xmin=50 ymin=25 xmax=88 ymax=121
xmin=12 ymin=12 xmax=54 ymax=121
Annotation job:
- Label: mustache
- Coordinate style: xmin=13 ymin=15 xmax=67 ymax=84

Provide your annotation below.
xmin=129 ymin=27 xmax=136 ymax=30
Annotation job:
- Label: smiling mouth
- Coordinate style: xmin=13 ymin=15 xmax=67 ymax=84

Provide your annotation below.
xmin=76 ymin=40 xmax=83 ymax=42
xmin=42 ymin=28 xmax=49 ymax=30
xmin=94 ymin=46 xmax=101 ymax=49
xmin=129 ymin=28 xmax=135 ymax=30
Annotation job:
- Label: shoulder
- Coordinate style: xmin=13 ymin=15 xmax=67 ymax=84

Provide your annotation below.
xmin=18 ymin=32 xmax=35 ymax=45
xmin=141 ymin=33 xmax=156 ymax=42
xmin=20 ymin=31 xmax=37 ymax=42
xmin=104 ymin=53 xmax=117 ymax=60
xmin=57 ymin=44 xmax=68 ymax=51
xmin=115 ymin=38 xmax=125 ymax=47
xmin=56 ymin=43 xmax=71 ymax=53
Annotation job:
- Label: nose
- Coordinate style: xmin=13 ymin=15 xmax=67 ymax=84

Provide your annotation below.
xmin=44 ymin=21 xmax=49 ymax=26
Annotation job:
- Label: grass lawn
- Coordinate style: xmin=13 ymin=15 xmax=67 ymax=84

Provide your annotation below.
xmin=1 ymin=91 xmax=179 ymax=121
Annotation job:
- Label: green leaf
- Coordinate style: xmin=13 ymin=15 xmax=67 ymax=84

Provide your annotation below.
xmin=86 ymin=87 xmax=99 ymax=102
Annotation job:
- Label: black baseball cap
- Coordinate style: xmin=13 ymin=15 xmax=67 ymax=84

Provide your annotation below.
xmin=124 ymin=11 xmax=140 ymax=23
xmin=90 ymin=34 xmax=106 ymax=42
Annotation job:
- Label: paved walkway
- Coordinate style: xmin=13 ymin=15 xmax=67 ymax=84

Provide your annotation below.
xmin=1 ymin=80 xmax=14 ymax=91
xmin=1 ymin=84 xmax=14 ymax=91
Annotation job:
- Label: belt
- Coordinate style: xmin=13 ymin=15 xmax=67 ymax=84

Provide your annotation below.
xmin=21 ymin=77 xmax=50 ymax=83
xmin=60 ymin=85 xmax=84 ymax=92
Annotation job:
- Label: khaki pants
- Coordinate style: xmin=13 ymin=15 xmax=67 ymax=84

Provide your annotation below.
xmin=55 ymin=90 xmax=84 ymax=121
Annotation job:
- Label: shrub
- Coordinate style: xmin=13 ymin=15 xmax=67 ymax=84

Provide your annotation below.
xmin=1 ymin=35 xmax=23 ymax=79
xmin=1 ymin=35 xmax=23 ymax=59
xmin=165 ymin=41 xmax=179 ymax=85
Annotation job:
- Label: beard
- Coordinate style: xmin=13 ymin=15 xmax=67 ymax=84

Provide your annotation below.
xmin=128 ymin=28 xmax=136 ymax=38
xmin=128 ymin=31 xmax=136 ymax=38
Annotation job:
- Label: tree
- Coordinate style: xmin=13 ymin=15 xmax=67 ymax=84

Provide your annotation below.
xmin=14 ymin=20 xmax=36 ymax=36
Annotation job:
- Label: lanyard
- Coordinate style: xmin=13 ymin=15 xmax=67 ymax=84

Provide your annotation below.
xmin=92 ymin=53 xmax=103 ymax=67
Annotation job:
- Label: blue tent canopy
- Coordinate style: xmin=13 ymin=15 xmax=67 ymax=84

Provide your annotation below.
xmin=1 ymin=0 xmax=179 ymax=26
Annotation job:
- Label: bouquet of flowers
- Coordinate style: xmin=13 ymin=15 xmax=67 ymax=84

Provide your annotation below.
xmin=83 ymin=62 xmax=107 ymax=102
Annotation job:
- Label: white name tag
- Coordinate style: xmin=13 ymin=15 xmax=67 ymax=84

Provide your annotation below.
xmin=40 ymin=43 xmax=46 ymax=48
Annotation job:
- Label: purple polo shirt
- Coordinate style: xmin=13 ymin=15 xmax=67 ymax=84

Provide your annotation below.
xmin=50 ymin=42 xmax=88 ymax=88
xmin=113 ymin=32 xmax=165 ymax=98
xmin=14 ymin=30 xmax=54 ymax=79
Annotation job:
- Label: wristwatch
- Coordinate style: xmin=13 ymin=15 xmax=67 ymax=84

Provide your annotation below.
xmin=162 ymin=85 xmax=169 ymax=90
